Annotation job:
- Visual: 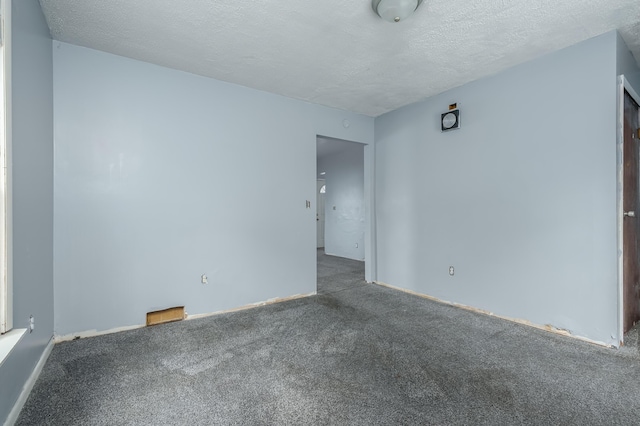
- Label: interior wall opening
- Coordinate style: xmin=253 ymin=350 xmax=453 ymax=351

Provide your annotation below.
xmin=316 ymin=136 xmax=366 ymax=294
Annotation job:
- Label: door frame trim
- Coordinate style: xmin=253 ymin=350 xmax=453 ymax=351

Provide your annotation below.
xmin=617 ymin=75 xmax=640 ymax=345
xmin=316 ymin=179 xmax=325 ymax=249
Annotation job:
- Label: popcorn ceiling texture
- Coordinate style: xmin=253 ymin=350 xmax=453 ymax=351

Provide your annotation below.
xmin=39 ymin=0 xmax=640 ymax=116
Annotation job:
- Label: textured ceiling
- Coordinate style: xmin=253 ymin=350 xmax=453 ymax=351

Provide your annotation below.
xmin=39 ymin=0 xmax=640 ymax=117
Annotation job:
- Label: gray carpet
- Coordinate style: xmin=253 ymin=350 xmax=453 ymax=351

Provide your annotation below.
xmin=16 ymin=250 xmax=640 ymax=425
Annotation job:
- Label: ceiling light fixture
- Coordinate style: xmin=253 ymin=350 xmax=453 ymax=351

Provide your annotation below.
xmin=372 ymin=0 xmax=423 ymax=23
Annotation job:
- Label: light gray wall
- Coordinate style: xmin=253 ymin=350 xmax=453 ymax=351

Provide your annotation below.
xmin=375 ymin=31 xmax=619 ymax=345
xmin=53 ymin=42 xmax=373 ymax=336
xmin=617 ymin=33 xmax=640 ymax=89
xmin=0 ymin=0 xmax=54 ymax=423
xmin=318 ymin=144 xmax=365 ymax=260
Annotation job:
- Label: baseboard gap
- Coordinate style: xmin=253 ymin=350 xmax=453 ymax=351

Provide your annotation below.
xmin=54 ymin=292 xmax=316 ymax=342
xmin=374 ymin=281 xmax=613 ymax=349
xmin=186 ymin=292 xmax=315 ymax=321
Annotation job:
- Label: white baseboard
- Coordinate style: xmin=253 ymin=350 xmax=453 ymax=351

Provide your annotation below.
xmin=4 ymin=337 xmax=54 ymax=426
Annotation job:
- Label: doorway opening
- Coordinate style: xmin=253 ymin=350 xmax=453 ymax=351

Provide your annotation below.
xmin=316 ymin=136 xmax=366 ymax=295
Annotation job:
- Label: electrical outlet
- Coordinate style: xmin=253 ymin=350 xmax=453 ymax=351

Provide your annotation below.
xmin=201 ymin=274 xmax=208 ymax=285
xmin=449 ymin=266 xmax=455 ymax=276
xmin=29 ymin=315 xmax=35 ymax=333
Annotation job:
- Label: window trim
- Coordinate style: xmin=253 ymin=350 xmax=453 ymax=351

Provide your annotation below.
xmin=0 ymin=328 xmax=25 ymax=366
xmin=0 ymin=0 xmax=11 ymax=335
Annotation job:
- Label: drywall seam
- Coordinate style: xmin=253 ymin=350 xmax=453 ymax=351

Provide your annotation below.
xmin=54 ymin=292 xmax=316 ymax=342
xmin=3 ymin=337 xmax=54 ymax=426
xmin=374 ymin=281 xmax=615 ymax=349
